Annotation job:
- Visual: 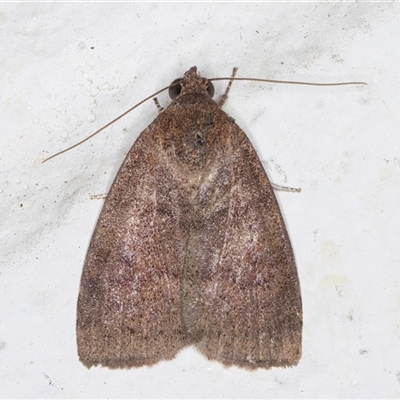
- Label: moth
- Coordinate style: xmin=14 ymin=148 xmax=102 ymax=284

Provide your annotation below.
xmin=76 ymin=66 xmax=302 ymax=370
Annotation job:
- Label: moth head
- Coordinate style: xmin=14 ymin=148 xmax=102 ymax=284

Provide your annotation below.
xmin=168 ymin=67 xmax=215 ymax=99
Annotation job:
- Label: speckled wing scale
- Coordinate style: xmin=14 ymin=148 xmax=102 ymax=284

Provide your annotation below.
xmin=76 ymin=66 xmax=302 ymax=370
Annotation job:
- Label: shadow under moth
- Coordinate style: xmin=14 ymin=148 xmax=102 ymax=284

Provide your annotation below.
xmin=76 ymin=66 xmax=303 ymax=370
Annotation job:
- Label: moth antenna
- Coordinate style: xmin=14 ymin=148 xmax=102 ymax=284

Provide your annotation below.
xmin=42 ymin=84 xmax=171 ymax=163
xmin=210 ymin=76 xmax=367 ymax=87
xmin=43 ymin=73 xmax=366 ymax=164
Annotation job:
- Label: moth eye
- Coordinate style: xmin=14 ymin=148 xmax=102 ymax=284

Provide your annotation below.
xmin=207 ymin=81 xmax=215 ymax=98
xmin=169 ymin=78 xmax=183 ymax=99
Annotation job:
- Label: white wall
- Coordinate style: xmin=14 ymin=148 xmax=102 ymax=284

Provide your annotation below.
xmin=1 ymin=3 xmax=399 ymax=398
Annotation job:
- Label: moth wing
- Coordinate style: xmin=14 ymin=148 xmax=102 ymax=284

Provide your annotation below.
xmin=77 ymin=124 xmax=188 ymax=368
xmin=196 ymin=126 xmax=302 ymax=370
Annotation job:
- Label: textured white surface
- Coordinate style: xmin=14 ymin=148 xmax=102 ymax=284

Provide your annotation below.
xmin=1 ymin=3 xmax=399 ymax=398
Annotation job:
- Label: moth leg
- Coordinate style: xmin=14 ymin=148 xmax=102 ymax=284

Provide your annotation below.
xmin=218 ymin=67 xmax=238 ymax=107
xmin=271 ymin=183 xmax=301 ymax=193
xmin=153 ymin=97 xmax=164 ymax=112
xmin=89 ymin=193 xmax=108 ymax=200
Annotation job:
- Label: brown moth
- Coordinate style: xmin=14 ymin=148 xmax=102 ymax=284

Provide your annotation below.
xmin=76 ymin=66 xmax=302 ymax=370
